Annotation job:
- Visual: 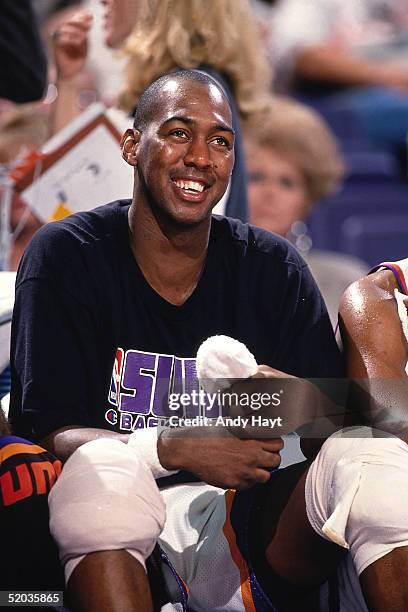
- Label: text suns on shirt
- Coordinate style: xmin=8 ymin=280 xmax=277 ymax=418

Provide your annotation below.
xmin=106 ymin=347 xmax=217 ymax=432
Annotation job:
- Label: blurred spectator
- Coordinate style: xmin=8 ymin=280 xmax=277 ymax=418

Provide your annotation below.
xmin=0 ymin=105 xmax=49 ymax=271
xmin=0 ymin=105 xmax=49 ymax=165
xmin=51 ymin=0 xmax=272 ymax=221
xmin=81 ymin=0 xmax=127 ymax=103
xmin=253 ymin=0 xmax=408 ymax=153
xmin=245 ymin=97 xmax=369 ymax=326
xmin=118 ymin=0 xmax=270 ymax=121
xmin=0 ymin=0 xmax=47 ymax=103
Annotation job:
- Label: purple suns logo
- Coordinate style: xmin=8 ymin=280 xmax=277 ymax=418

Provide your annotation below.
xmin=105 ymin=347 xmax=201 ymax=431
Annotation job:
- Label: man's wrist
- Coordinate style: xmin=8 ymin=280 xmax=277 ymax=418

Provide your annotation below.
xmin=157 ymin=428 xmax=188 ymax=471
xmin=56 ymin=74 xmax=81 ymax=87
xmin=127 ymin=428 xmax=179 ymax=478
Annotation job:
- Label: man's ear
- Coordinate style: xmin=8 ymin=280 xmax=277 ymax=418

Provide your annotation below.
xmin=120 ymin=128 xmax=140 ymax=166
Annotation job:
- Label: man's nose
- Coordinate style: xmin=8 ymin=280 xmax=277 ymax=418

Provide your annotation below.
xmin=183 ymin=137 xmax=212 ymax=170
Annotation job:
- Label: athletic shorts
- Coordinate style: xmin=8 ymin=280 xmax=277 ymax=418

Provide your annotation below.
xmin=149 ymin=463 xmax=325 ymax=612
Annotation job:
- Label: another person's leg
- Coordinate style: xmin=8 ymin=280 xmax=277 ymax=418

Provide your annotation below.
xmin=256 ymin=428 xmax=408 ymax=611
xmin=360 ymin=547 xmax=408 ymax=612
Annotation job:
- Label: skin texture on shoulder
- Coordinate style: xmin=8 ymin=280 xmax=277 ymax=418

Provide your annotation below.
xmin=340 ymin=269 xmax=407 ymax=379
xmin=339 ymin=268 xmax=408 ymax=439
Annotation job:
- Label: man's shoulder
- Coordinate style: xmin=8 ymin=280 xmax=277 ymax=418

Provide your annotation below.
xmin=33 ymin=200 xmax=130 ymax=249
xmin=17 ymin=200 xmax=130 ymax=284
xmin=339 ymin=266 xmax=398 ymax=331
xmin=212 ymin=215 xmax=307 ymax=270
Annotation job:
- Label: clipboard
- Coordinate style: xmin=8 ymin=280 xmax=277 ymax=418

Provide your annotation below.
xmin=10 ymin=103 xmax=134 ymax=222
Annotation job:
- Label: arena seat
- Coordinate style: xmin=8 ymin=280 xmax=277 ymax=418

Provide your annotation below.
xmin=308 ymin=181 xmax=408 ymax=259
xmin=341 ymin=214 xmax=408 ymax=266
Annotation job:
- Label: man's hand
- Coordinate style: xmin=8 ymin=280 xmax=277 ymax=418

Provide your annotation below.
xmin=225 ymin=364 xmax=318 ymax=437
xmin=52 ymin=11 xmax=93 ymax=81
xmin=158 ymin=426 xmax=283 ymax=490
xmin=224 ymin=364 xmax=343 ymax=459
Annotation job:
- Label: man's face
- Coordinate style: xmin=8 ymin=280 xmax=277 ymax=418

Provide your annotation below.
xmin=124 ymin=79 xmax=235 ymax=227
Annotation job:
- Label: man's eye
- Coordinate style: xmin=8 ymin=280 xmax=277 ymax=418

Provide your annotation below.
xmin=212 ymin=136 xmax=230 ymax=148
xmin=170 ymin=129 xmax=188 ymax=138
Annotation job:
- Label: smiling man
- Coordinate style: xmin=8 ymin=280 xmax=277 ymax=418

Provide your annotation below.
xmin=123 ymin=74 xmax=235 ymax=228
xmin=9 ymin=71 xmax=350 ymax=610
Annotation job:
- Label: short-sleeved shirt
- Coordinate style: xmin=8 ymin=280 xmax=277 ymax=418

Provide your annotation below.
xmin=10 ymin=200 xmax=343 ymax=441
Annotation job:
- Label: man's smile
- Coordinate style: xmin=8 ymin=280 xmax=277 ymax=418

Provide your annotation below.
xmin=170 ymin=176 xmax=212 ymax=202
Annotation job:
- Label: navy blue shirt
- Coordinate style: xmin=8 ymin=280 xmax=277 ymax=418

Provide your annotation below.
xmin=10 ymin=201 xmax=343 ymax=440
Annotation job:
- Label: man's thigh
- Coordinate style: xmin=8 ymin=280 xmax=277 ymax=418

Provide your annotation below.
xmin=158 ymin=482 xmax=256 ymax=612
xmin=157 ymin=465 xmax=339 ymax=612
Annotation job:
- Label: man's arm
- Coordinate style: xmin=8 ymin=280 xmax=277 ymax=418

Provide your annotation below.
xmin=339 ymin=269 xmax=408 ymax=439
xmin=41 ymin=422 xmax=283 ymax=490
xmin=40 ymin=426 xmax=130 ymax=462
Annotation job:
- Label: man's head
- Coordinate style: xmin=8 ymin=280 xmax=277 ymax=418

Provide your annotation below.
xmin=121 ymin=70 xmax=235 ymax=227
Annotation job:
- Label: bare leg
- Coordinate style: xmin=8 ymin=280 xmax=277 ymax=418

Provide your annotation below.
xmin=247 ymin=461 xmax=345 ymax=612
xmin=264 ymin=470 xmax=344 ymax=587
xmin=360 ymin=547 xmax=408 ymax=612
xmin=68 ymin=550 xmax=153 ymax=612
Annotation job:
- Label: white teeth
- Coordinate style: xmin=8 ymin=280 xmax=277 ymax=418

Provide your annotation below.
xmin=174 ymin=179 xmax=205 ymax=193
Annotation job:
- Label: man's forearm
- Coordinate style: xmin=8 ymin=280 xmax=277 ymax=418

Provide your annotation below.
xmin=40 ymin=426 xmax=130 ymax=462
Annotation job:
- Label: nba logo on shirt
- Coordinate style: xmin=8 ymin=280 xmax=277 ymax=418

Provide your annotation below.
xmin=106 ymin=347 xmax=203 ymax=431
xmin=109 ymin=348 xmax=124 ymax=406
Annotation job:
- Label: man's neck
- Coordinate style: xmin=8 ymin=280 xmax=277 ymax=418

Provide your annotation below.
xmin=128 ymin=200 xmax=211 ymax=306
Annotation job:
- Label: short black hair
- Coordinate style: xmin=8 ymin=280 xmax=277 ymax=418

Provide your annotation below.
xmin=133 ymin=69 xmax=229 ymax=130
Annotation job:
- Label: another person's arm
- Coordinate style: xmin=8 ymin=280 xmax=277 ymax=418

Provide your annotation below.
xmin=270 ymin=0 xmax=408 ymax=92
xmin=294 ymin=45 xmax=408 ymax=91
xmin=339 ymin=269 xmax=408 ymax=440
xmin=50 ymin=11 xmax=93 ymax=134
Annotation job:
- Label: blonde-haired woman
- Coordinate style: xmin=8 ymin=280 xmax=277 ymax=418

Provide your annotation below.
xmin=119 ymin=0 xmax=269 ymax=119
xmin=52 ymin=0 xmax=271 ymax=220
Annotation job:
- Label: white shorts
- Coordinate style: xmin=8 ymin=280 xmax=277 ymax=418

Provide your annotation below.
xmin=307 ymin=426 xmax=408 ymax=612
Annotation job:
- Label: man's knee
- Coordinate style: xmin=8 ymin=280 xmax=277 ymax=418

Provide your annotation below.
xmin=49 ymin=439 xmax=166 ymax=582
